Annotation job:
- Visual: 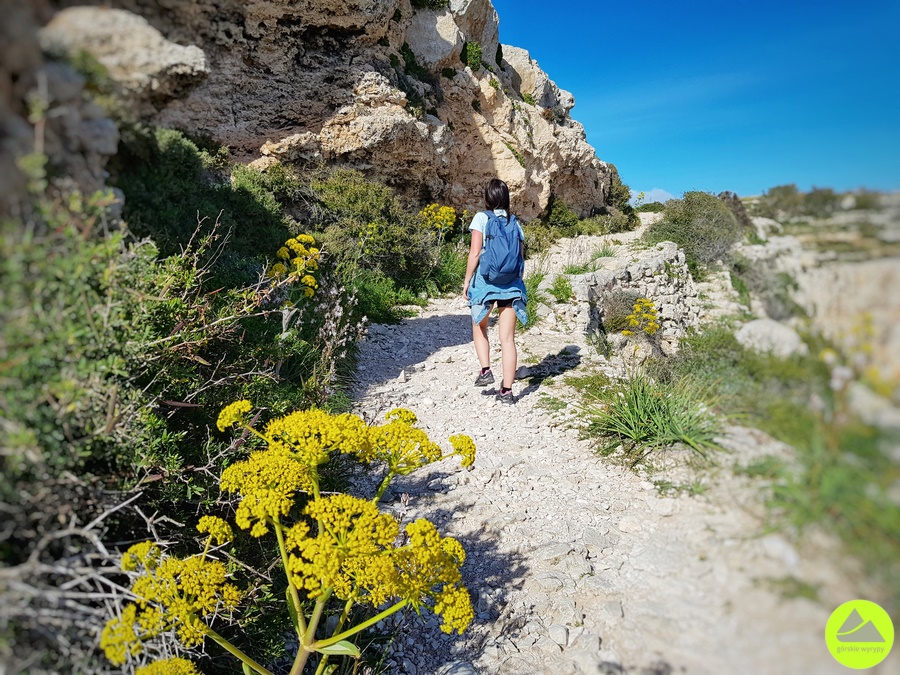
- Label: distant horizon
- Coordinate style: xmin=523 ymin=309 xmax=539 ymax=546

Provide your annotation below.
xmin=491 ymin=0 xmax=900 ymax=201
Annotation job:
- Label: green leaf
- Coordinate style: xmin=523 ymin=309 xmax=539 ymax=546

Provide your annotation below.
xmin=316 ymin=640 xmax=361 ymax=657
xmin=242 ymin=664 xmax=253 ymax=675
xmin=286 ymin=587 xmax=300 ymax=633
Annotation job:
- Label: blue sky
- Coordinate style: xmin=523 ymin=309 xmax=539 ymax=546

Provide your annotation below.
xmin=491 ymin=0 xmax=900 ymax=199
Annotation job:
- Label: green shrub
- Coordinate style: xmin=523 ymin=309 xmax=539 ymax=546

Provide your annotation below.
xmin=411 ymin=0 xmax=449 ymax=8
xmin=400 ymin=43 xmax=428 ymax=79
xmin=601 ymin=288 xmax=641 ymax=332
xmin=523 ymin=221 xmax=558 ymax=257
xmin=642 ymin=191 xmax=742 ymax=273
xmin=519 ymin=271 xmax=546 ymax=330
xmin=717 ymin=190 xmax=755 ymax=230
xmin=549 ymin=275 xmax=574 ymax=303
xmin=546 ymin=197 xmax=580 ymax=234
xmin=521 ymin=92 xmax=536 ymax=106
xmin=429 ymin=242 xmax=468 ymax=293
xmin=636 ymin=201 xmax=666 ymax=212
xmin=729 ymin=255 xmax=805 ymax=321
xmin=461 ymin=41 xmax=483 ymax=71
xmin=112 ymin=126 xmax=292 ymax=258
xmin=441 ymin=67 xmax=458 ymax=78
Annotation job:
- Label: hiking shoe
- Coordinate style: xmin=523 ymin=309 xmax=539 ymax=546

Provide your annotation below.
xmin=474 ymin=369 xmax=494 ymax=387
xmin=497 ymin=388 xmax=515 ymax=405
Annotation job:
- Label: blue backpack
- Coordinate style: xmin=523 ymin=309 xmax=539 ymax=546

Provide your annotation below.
xmin=479 ymin=212 xmax=523 ymax=285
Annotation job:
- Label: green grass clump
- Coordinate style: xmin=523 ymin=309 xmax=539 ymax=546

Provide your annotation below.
xmin=461 ymin=41 xmax=483 ymax=71
xmin=549 ymin=275 xmax=574 ymax=303
xmin=412 ymin=0 xmax=449 ymax=8
xmin=519 ymin=271 xmax=546 ymax=330
xmin=521 ymin=92 xmax=536 ymax=105
xmin=112 ymin=126 xmax=294 ymax=258
xmin=584 ymin=373 xmax=722 ymax=462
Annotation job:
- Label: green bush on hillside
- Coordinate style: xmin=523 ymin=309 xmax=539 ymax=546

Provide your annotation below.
xmin=111 ymin=126 xmax=294 ymax=258
xmin=310 ymin=168 xmax=440 ymax=291
xmin=642 ymin=191 xmax=742 ymax=276
xmin=461 ymin=41 xmax=483 ymax=71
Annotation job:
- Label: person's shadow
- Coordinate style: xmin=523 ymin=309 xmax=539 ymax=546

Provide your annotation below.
xmin=480 ymin=345 xmax=584 ymax=401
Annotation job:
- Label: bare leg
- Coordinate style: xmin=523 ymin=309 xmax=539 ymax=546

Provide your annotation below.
xmin=497 ymin=305 xmax=518 ymax=389
xmin=473 ymin=310 xmax=492 ymax=369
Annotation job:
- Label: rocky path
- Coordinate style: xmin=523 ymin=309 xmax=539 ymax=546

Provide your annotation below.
xmin=350 ymin=293 xmax=897 ymax=675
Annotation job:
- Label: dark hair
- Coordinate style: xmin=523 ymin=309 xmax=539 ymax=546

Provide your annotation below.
xmin=484 ymin=178 xmax=510 ymax=214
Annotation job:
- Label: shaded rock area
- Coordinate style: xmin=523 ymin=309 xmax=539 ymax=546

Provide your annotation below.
xmin=40 ymin=0 xmax=614 ymax=217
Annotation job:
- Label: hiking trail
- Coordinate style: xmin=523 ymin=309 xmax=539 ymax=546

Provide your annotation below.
xmin=349 ymin=234 xmax=896 ymax=675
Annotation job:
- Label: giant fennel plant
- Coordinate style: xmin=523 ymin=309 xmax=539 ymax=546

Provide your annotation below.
xmin=101 ymin=404 xmax=476 ymax=674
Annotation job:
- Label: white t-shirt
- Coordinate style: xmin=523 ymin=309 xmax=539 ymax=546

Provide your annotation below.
xmin=469 ymin=210 xmax=524 ymax=239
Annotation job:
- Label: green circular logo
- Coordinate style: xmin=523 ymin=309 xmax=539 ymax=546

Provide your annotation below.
xmin=825 ymin=599 xmax=894 ymax=669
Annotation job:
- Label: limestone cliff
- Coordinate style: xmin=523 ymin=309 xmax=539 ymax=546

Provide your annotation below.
xmin=39 ymin=0 xmax=614 ymax=218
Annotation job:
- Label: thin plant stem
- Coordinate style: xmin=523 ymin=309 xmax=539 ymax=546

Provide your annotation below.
xmin=274 ymin=517 xmax=307 ymax=637
xmin=314 ymin=595 xmax=357 ymax=675
xmin=203 ymin=625 xmax=273 ymax=675
xmin=312 ymin=599 xmax=409 ymax=650
xmin=372 ymin=471 xmax=395 ymax=503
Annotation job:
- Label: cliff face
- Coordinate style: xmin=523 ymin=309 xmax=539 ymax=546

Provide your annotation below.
xmin=40 ymin=0 xmax=613 ymax=217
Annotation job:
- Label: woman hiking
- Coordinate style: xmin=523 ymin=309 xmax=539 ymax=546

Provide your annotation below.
xmin=462 ymin=178 xmax=528 ymax=404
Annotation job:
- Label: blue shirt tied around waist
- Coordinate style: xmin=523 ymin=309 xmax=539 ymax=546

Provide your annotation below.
xmin=467 ymin=209 xmax=528 ymax=325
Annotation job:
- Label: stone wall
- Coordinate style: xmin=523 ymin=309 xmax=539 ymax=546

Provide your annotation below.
xmin=537 ymin=241 xmax=702 ymax=356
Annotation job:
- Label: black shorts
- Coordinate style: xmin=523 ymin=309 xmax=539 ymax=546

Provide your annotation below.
xmin=494 ymin=298 xmax=513 ymax=308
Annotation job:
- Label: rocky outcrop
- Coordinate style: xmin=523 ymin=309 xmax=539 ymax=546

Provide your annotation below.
xmin=41 ymin=0 xmax=613 ymax=218
xmin=734 ymin=319 xmax=808 ymax=358
xmin=1 ymin=0 xmax=119 ymax=219
xmin=40 ymin=7 xmax=209 ymax=114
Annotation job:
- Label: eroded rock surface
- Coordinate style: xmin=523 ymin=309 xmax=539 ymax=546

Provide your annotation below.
xmin=43 ymin=0 xmax=613 ymax=217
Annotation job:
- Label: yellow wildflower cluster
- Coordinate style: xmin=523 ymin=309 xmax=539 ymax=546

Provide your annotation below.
xmin=264 ymin=409 xmax=372 ymax=466
xmin=285 ymin=502 xmax=472 ymax=634
xmin=622 ymin=297 xmax=660 ymax=337
xmin=135 ymin=658 xmax=200 ymax=675
xmin=393 ymin=519 xmax=472 ymax=634
xmin=220 ymin=449 xmax=313 ymax=536
xmin=216 ymin=399 xmax=252 ymax=432
xmin=100 ymin=544 xmax=241 ymax=665
xmin=287 ymin=494 xmax=399 ymax=600
xmin=370 ymin=418 xmax=443 ymax=475
xmin=419 ymin=203 xmax=457 ymax=234
xmin=197 ymin=515 xmax=234 ymax=545
xmin=270 ymin=234 xmax=321 ymax=298
xmin=449 ymin=434 xmax=476 ymax=468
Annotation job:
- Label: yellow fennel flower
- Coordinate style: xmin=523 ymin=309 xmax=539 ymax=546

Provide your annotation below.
xmin=220 ymin=449 xmax=313 ymax=536
xmin=121 ymin=541 xmax=161 ymax=572
xmin=100 ymin=603 xmax=143 ymax=665
xmin=136 ymin=658 xmax=200 ymax=675
xmin=216 ymin=400 xmax=253 ymax=432
xmin=449 ymin=434 xmax=476 ymax=468
xmin=287 ymin=494 xmax=399 ymax=599
xmin=385 ymin=408 xmax=418 ymax=425
xmin=370 ymin=420 xmax=442 ymax=475
xmin=276 ymin=246 xmax=290 ymax=260
xmin=391 ymin=519 xmax=471 ymax=633
xmin=269 ymin=262 xmax=288 ymax=278
xmin=197 ymin=515 xmax=234 ymax=545
xmin=433 ymin=585 xmax=474 ymax=634
xmin=263 ymin=409 xmax=372 ymax=466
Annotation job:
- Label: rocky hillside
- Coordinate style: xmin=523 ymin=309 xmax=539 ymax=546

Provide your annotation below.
xmin=37 ymin=0 xmax=615 ymax=218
